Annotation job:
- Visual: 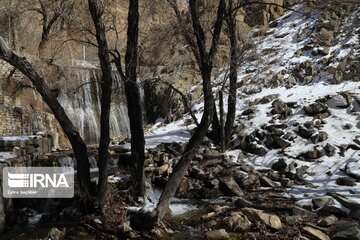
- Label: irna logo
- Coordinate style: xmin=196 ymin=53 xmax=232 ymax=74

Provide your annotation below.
xmin=7 ymin=172 xmax=69 ymax=188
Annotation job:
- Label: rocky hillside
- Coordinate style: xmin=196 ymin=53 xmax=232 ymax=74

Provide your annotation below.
xmin=124 ymin=2 xmax=360 ymax=239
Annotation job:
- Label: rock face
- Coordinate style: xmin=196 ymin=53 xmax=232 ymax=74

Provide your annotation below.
xmin=143 ymin=81 xmax=181 ymax=124
xmin=241 ymin=208 xmax=283 ymax=230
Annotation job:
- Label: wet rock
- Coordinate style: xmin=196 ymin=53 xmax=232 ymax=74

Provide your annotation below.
xmin=318 ymin=215 xmax=338 ymax=227
xmin=206 ymin=229 xmax=229 ymax=240
xmin=241 ymin=208 xmax=283 ymax=230
xmin=312 ymin=197 xmax=335 ymax=209
xmin=219 ymin=176 xmax=244 ymax=197
xmin=332 ymin=221 xmax=360 ymax=240
xmin=336 ymin=177 xmax=356 ymax=187
xmin=47 ymin=227 xmax=66 ymax=240
xmin=303 ymin=226 xmax=330 ymax=240
xmin=225 ymin=212 xmax=252 ymax=231
xmin=272 ymin=158 xmax=287 ymax=171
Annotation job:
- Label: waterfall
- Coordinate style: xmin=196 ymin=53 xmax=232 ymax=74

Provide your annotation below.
xmin=57 ymin=65 xmax=130 ymax=144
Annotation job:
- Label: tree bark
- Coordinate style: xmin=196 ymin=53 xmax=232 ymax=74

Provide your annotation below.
xmin=88 ymin=0 xmax=113 ymax=202
xmin=124 ymin=0 xmax=145 ymax=198
xmin=154 ymin=0 xmax=225 ymax=222
xmin=0 ymin=37 xmax=93 ymax=201
xmin=224 ymin=0 xmax=238 ymax=149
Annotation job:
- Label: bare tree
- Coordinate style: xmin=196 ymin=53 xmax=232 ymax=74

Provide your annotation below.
xmin=111 ymin=0 xmax=146 ymax=199
xmin=88 ymin=0 xmax=113 ymax=202
xmin=148 ymin=0 xmax=226 ymax=223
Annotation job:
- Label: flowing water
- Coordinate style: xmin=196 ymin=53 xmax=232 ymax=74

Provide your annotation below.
xmin=57 ymin=65 xmax=130 ymax=144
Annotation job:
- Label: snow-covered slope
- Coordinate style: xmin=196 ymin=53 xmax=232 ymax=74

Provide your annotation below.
xmin=138 ymin=4 xmax=360 ymax=208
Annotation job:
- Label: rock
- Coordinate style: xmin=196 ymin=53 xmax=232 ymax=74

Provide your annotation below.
xmin=242 ymin=108 xmax=256 ymax=115
xmin=303 ymin=102 xmax=329 ymax=117
xmin=242 ymin=174 xmax=260 ymax=190
xmin=225 ymin=212 xmax=252 ymax=231
xmin=259 ymin=175 xmax=280 ymax=188
xmin=332 ymin=221 xmax=360 ymax=240
xmin=327 ymin=192 xmax=360 ymax=212
xmin=336 ymin=177 xmax=356 ymax=187
xmin=206 ymin=229 xmax=229 ymax=240
xmin=318 ymin=205 xmax=348 ymax=216
xmin=235 ymin=197 xmax=254 ymax=208
xmin=94 ymin=218 xmax=102 ymax=225
xmin=281 ymin=178 xmax=294 ymax=188
xmin=271 ymin=99 xmax=292 ymax=119
xmin=318 ymin=28 xmax=334 ymax=46
xmin=219 ymin=176 xmax=244 ymax=197
xmin=324 ymin=143 xmax=336 ymax=157
xmin=303 ymin=226 xmax=330 ymax=240
xmin=248 ymin=142 xmax=268 ymax=156
xmin=272 ymin=158 xmax=287 ymax=171
xmin=296 ymin=166 xmax=309 ymax=181
xmin=345 ymin=160 xmax=360 ymax=180
xmin=273 ymin=136 xmax=291 ymax=149
xmin=286 ymin=215 xmax=304 ymax=226
xmin=293 ymin=206 xmax=317 ymax=217
xmin=47 ymin=227 xmax=66 ymax=240
xmin=189 ymin=166 xmax=205 ymax=179
xmin=318 ymin=215 xmax=338 ymax=227
xmin=312 ymin=197 xmax=335 ymax=209
xmin=176 ymin=178 xmax=190 ymax=198
xmin=241 ymin=208 xmax=283 ymax=230
xmin=298 ymin=124 xmax=316 ymax=139
xmin=204 ymin=178 xmax=220 ymax=189
xmin=118 ymin=222 xmax=132 ymax=233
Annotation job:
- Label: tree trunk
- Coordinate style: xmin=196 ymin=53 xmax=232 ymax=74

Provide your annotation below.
xmin=153 ymin=0 xmax=225 ymax=223
xmin=219 ymin=90 xmax=225 ymax=152
xmin=88 ymin=0 xmax=113 ymax=202
xmin=212 ymin=101 xmax=221 ymax=145
xmin=0 ymin=37 xmax=93 ymax=202
xmin=155 ymin=69 xmax=214 ymax=221
xmin=224 ymin=0 xmax=238 ymax=149
xmin=124 ymin=0 xmax=145 ymax=198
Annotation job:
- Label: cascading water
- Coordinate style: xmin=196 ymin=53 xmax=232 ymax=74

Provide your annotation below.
xmin=57 ymin=64 xmax=130 ymax=144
